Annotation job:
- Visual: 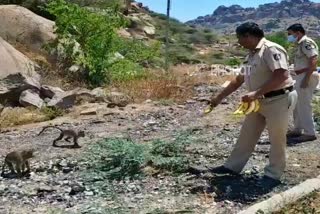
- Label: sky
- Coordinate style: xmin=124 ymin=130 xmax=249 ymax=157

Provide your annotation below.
xmin=138 ymin=0 xmax=320 ymax=22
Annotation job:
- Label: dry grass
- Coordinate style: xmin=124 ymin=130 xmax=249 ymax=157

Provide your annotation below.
xmin=274 ymin=191 xmax=320 ymax=213
xmin=112 ymin=65 xmax=235 ymax=104
xmin=0 ymin=107 xmax=47 ymax=129
xmin=13 ymin=43 xmax=87 ymax=90
xmin=0 ymin=107 xmax=65 ymax=129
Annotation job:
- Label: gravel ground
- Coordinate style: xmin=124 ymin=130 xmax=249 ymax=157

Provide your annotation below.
xmin=0 ymin=84 xmax=319 ymax=214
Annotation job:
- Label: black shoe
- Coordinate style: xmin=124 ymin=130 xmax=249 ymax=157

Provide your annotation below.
xmin=257 ymin=175 xmax=281 ymax=189
xmin=209 ymin=165 xmax=237 ymax=175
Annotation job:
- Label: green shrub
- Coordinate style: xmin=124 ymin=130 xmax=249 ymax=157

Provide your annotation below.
xmin=45 ymin=0 xmax=159 ymax=86
xmin=266 ymin=31 xmax=290 ymax=49
xmin=151 ymin=139 xmax=185 ymax=157
xmin=84 ymin=138 xmax=148 ymax=180
xmin=41 ymin=106 xmax=65 ymax=120
xmin=226 ymin=58 xmax=241 ymax=66
xmin=82 ymin=131 xmax=194 ymax=181
xmin=213 ymin=52 xmax=224 ymax=59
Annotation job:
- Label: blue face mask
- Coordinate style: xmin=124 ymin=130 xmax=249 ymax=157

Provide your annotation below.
xmin=288 ymin=35 xmax=298 ymax=43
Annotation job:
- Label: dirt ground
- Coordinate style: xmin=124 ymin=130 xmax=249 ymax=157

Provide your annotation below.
xmin=0 ymin=85 xmax=320 ymax=214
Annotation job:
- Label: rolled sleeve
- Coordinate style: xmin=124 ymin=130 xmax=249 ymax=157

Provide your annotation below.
xmin=263 ymin=47 xmax=289 ymax=72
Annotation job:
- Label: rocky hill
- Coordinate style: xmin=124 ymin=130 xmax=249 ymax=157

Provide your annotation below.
xmin=186 ymin=0 xmax=320 ymax=37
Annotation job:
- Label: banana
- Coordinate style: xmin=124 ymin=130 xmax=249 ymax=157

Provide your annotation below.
xmin=233 ymin=103 xmax=244 ymax=115
xmin=233 ymin=102 xmax=248 ymax=115
xmin=204 ymin=106 xmax=213 ymax=114
xmin=244 ymin=101 xmax=256 ymax=115
xmin=241 ymin=102 xmax=249 ymax=112
xmin=233 ymin=100 xmax=260 ymax=116
xmin=253 ymin=100 xmax=260 ymax=112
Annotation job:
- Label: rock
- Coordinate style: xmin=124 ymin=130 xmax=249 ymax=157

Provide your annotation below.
xmin=84 ymin=191 xmax=94 ymax=196
xmin=62 ymin=167 xmax=73 ymax=173
xmin=143 ymin=25 xmax=156 ymax=36
xmin=188 ymin=165 xmax=208 ymax=175
xmin=117 ymin=28 xmax=131 ymax=38
xmin=47 ymin=91 xmax=77 ymax=109
xmin=0 ymin=36 xmax=40 ymax=104
xmin=80 ymin=107 xmax=98 ymax=115
xmin=196 ymin=96 xmax=211 ymax=102
xmin=0 ymin=5 xmax=56 ymax=51
xmin=19 ymin=89 xmax=44 ymax=109
xmin=68 ymin=65 xmax=81 ymax=72
xmin=69 ymin=184 xmax=85 ymax=196
xmin=90 ymin=87 xmax=107 ymax=102
xmin=105 ymin=91 xmax=132 ymax=107
xmin=47 ymin=88 xmax=104 ymax=109
xmin=37 ymin=185 xmax=56 ymax=193
xmin=40 ymin=85 xmax=65 ymax=99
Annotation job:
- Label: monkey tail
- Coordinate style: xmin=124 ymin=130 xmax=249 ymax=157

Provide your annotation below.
xmin=37 ymin=126 xmax=63 ymax=136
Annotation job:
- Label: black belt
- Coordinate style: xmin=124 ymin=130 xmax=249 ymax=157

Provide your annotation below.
xmin=263 ymin=86 xmax=293 ymax=98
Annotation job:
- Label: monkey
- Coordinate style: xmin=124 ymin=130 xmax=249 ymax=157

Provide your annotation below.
xmin=38 ymin=126 xmax=85 ymax=148
xmin=1 ymin=149 xmax=34 ymax=178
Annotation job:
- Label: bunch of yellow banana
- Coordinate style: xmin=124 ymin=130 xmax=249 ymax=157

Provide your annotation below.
xmin=204 ymin=105 xmax=214 ymax=114
xmin=233 ymin=100 xmax=260 ymax=115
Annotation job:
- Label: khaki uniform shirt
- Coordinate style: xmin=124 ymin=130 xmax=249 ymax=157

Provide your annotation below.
xmin=242 ymin=38 xmax=293 ymax=91
xmin=293 ymin=35 xmax=319 ymax=73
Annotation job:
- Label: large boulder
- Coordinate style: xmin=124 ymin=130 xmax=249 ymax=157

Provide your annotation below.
xmin=40 ymin=85 xmax=65 ymax=99
xmin=0 ymin=36 xmax=40 ymax=105
xmin=19 ymin=89 xmax=44 ymax=109
xmin=0 ymin=5 xmax=56 ymax=51
xmin=105 ymin=91 xmax=132 ymax=107
xmin=47 ymin=88 xmax=107 ymax=109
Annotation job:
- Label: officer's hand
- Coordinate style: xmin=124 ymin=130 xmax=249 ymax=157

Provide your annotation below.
xmin=241 ymin=91 xmax=258 ymax=102
xmin=301 ymin=77 xmax=309 ymax=89
xmin=209 ymin=96 xmax=222 ymax=108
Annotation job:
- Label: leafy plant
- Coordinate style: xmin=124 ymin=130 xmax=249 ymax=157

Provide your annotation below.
xmin=45 ymin=0 xmax=159 ymax=86
xmin=41 ymin=106 xmax=65 ymax=120
xmin=84 ymin=138 xmax=148 ymax=180
xmin=266 ymin=31 xmax=290 ymax=49
xmin=226 ymin=58 xmax=241 ymax=66
xmin=82 ymin=131 xmax=194 ymax=182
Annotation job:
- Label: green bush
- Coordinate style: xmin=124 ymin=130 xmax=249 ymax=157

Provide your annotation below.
xmin=213 ymin=52 xmax=224 ymax=59
xmin=45 ymin=0 xmax=159 ymax=86
xmin=84 ymin=138 xmax=148 ymax=180
xmin=266 ymin=31 xmax=290 ymax=49
xmin=226 ymin=58 xmax=241 ymax=66
xmin=151 ymin=139 xmax=185 ymax=157
xmin=82 ymin=132 xmax=194 ymax=181
xmin=41 ymin=106 xmax=65 ymax=120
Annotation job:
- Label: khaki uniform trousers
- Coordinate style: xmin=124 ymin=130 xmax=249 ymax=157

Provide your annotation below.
xmin=293 ymin=72 xmax=320 ymax=136
xmin=224 ymin=91 xmax=297 ymax=180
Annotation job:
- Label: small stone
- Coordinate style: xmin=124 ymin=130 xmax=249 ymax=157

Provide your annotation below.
xmin=59 ymin=159 xmax=68 ymax=167
xmin=37 ymin=185 xmax=56 ymax=193
xmin=188 ymin=165 xmax=208 ymax=175
xmin=69 ymin=184 xmax=85 ymax=196
xmin=84 ymin=191 xmax=94 ymax=196
xmin=80 ymin=108 xmax=98 ymax=115
xmin=62 ymin=167 xmax=73 ymax=174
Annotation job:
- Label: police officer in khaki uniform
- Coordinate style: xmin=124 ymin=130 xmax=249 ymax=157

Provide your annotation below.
xmin=209 ymin=22 xmax=297 ymax=183
xmin=286 ymin=24 xmax=319 ymax=143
